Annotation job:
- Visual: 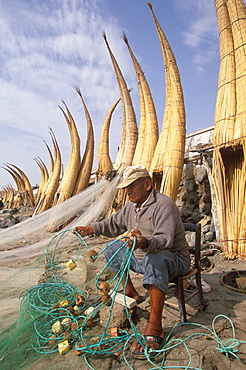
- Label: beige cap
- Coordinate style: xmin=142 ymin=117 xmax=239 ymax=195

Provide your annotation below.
xmin=117 ymin=165 xmax=150 ymax=188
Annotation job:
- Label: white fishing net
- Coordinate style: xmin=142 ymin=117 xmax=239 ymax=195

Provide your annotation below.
xmin=0 ymin=175 xmax=120 ymax=262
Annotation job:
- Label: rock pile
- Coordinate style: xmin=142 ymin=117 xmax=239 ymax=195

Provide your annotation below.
xmin=176 ymin=162 xmax=216 ymax=244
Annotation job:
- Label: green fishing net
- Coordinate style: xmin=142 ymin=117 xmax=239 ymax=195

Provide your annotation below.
xmin=0 ymin=230 xmax=136 ymax=369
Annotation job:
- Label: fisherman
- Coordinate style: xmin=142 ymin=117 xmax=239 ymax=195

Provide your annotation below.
xmin=73 ymin=165 xmax=190 ymax=359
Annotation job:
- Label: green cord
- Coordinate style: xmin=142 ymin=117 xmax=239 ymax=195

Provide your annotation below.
xmin=17 ymin=229 xmax=246 ymax=369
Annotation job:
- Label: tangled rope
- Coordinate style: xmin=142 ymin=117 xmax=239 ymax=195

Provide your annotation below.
xmin=11 ymin=229 xmax=246 ymax=369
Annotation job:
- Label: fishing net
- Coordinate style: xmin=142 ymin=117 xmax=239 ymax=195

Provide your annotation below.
xmin=0 ymin=175 xmax=139 ymax=369
xmin=0 ymin=176 xmax=119 ymax=261
xmin=0 ymin=219 xmax=144 ymax=370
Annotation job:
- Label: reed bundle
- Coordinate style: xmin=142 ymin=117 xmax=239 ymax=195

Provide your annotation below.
xmin=147 ymin=3 xmax=186 ymax=201
xmin=1 ymin=165 xmax=24 ymax=199
xmin=36 ymin=139 xmax=55 ymax=204
xmin=132 ymin=83 xmax=147 ymax=166
xmin=213 ymin=0 xmax=246 ymax=259
xmin=33 ymin=128 xmax=62 ymax=215
xmin=44 ymin=139 xmax=55 ymax=174
xmin=2 ymin=171 xmax=22 ymax=208
xmin=123 ymin=32 xmax=159 ymax=171
xmin=2 ymin=185 xmax=15 ymax=208
xmin=213 ymin=0 xmax=236 ymax=145
xmin=34 ymin=156 xmax=49 ymax=205
xmin=4 ymin=163 xmax=35 ymax=207
xmin=103 ymin=33 xmax=138 ymax=170
xmin=97 ymin=98 xmax=120 ymax=177
xmin=52 ymin=101 xmax=81 ymax=206
xmin=227 ymin=0 xmax=246 ymax=139
xmin=72 ymin=87 xmax=94 ymax=195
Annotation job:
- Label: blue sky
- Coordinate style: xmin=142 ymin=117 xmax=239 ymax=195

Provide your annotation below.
xmin=0 ymin=0 xmax=222 ymax=188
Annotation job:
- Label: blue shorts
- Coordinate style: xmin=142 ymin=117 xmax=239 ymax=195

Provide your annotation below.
xmin=104 ymin=240 xmax=191 ymax=293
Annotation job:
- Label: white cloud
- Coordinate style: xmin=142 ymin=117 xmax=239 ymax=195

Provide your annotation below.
xmin=174 ymin=0 xmax=218 ymax=73
xmin=0 ymin=0 xmax=137 ymax=187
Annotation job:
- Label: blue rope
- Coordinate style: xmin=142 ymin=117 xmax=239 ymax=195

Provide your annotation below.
xmin=17 ymin=229 xmax=246 ymax=369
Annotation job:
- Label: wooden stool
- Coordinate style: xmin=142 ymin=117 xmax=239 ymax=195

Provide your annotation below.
xmin=168 ymin=223 xmax=206 ymax=323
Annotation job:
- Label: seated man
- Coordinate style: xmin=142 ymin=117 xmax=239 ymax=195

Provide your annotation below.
xmin=73 ymin=165 xmax=190 ymax=359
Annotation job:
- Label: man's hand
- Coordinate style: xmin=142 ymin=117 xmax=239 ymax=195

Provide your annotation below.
xmin=73 ymin=225 xmax=94 ymax=237
xmin=127 ymin=229 xmax=148 ymax=250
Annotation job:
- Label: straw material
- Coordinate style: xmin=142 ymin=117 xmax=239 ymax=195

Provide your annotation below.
xmin=213 ymin=0 xmax=246 ymax=259
xmin=2 ymin=165 xmax=24 ymax=198
xmin=72 ymin=87 xmax=94 ymax=195
xmin=148 ymin=3 xmax=186 ymax=201
xmin=103 ymin=33 xmax=138 ymax=170
xmin=44 ymin=139 xmax=55 ymax=174
xmin=34 ymin=157 xmax=49 ymax=206
xmin=98 ymin=98 xmax=120 ymax=177
xmin=123 ymin=32 xmax=159 ymax=171
xmin=213 ymin=0 xmax=236 ymax=145
xmin=132 ymin=83 xmax=147 ymax=166
xmin=34 ymin=128 xmax=62 ymax=215
xmin=52 ymin=101 xmax=81 ymax=206
xmin=35 ymin=139 xmax=55 ymax=206
xmin=227 ymin=0 xmax=246 ymax=140
xmin=1 ymin=170 xmax=22 ymax=208
xmin=2 ymin=185 xmax=15 ymax=208
xmin=6 ymin=163 xmax=35 ymax=207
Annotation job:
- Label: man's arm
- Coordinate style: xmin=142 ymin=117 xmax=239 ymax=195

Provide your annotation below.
xmin=73 ymin=225 xmax=94 ymax=237
xmin=73 ymin=204 xmax=129 ymax=238
xmin=127 ymin=229 xmax=148 ymax=250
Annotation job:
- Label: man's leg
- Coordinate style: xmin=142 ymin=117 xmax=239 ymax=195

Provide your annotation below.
xmin=123 ymin=274 xmax=140 ymax=302
xmin=131 ymin=285 xmax=166 ymax=353
xmin=131 ymin=250 xmax=190 ymax=355
xmin=104 ymin=240 xmax=143 ymax=302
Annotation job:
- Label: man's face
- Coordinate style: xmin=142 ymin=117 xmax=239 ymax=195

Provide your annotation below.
xmin=125 ymin=178 xmax=151 ymax=205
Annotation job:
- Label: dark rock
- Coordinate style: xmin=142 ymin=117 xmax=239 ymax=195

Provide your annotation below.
xmin=0 ymin=214 xmax=19 ymax=228
xmin=204 ymin=231 xmax=215 ymax=242
xmin=10 ymin=207 xmax=21 ymax=214
xmin=210 ymin=221 xmax=215 ymax=233
xmin=180 ymin=209 xmax=192 ymax=218
xmin=200 ymin=203 xmax=211 ymax=215
xmin=202 ymin=194 xmax=211 ymax=203
xmin=195 ymin=166 xmax=207 ymax=183
xmin=2 ymin=209 xmax=11 ymax=214
xmin=18 ymin=216 xmax=30 ymax=222
xmin=185 ymin=180 xmax=196 ymax=191
xmin=202 ymin=225 xmax=210 ymax=233
xmin=176 ymin=161 xmax=214 ymax=242
xmin=185 ymin=165 xmax=195 ymax=180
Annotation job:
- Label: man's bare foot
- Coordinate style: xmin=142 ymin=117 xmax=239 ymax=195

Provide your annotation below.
xmin=125 ymin=290 xmax=140 ymax=303
xmin=124 ymin=278 xmax=140 ymax=302
xmin=131 ymin=321 xmax=163 ymax=354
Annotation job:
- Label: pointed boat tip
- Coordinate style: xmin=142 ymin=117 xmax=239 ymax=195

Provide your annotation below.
xmin=147 ymin=2 xmax=153 ymax=11
xmin=73 ymin=84 xmax=82 ymax=97
xmin=122 ymin=31 xmax=128 ymax=44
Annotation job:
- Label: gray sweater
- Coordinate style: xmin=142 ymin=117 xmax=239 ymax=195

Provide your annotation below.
xmin=91 ymin=189 xmax=189 ymax=257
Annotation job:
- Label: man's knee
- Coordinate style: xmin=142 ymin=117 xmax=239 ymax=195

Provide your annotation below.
xmin=144 ymin=250 xmax=174 ymax=269
xmin=104 ymin=240 xmax=122 ymax=261
xmin=104 ymin=240 xmax=129 ymax=273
